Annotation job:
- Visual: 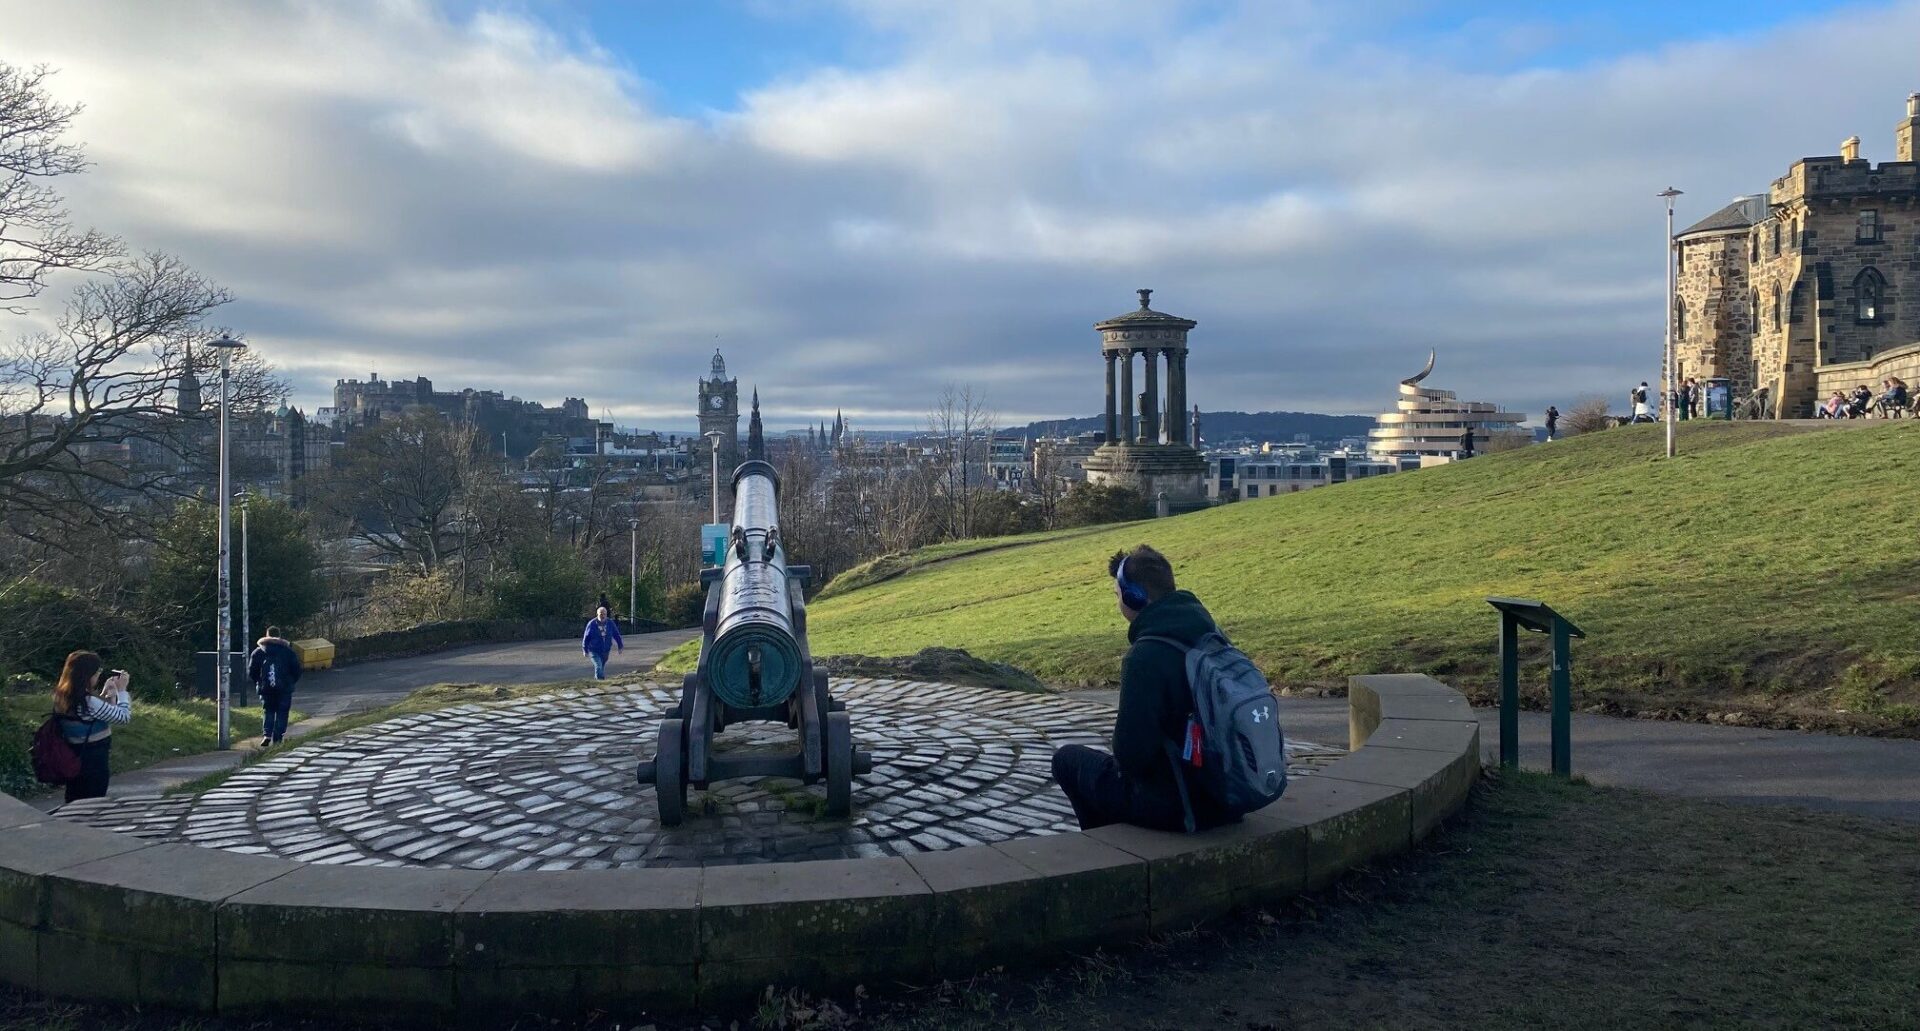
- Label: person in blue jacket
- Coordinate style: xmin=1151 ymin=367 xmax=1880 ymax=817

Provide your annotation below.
xmin=582 ymin=606 xmax=624 ymax=680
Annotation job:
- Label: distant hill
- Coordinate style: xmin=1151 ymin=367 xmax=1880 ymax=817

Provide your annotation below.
xmin=1014 ymin=410 xmax=1375 ymax=443
xmin=782 ymin=423 xmax=1920 ymax=736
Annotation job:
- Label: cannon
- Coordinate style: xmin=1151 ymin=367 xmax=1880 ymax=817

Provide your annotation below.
xmin=637 ymin=397 xmax=870 ymax=824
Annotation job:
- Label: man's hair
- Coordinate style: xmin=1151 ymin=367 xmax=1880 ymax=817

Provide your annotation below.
xmin=1107 ymin=545 xmax=1175 ymax=602
xmin=596 ymin=606 xmax=609 ymax=618
xmin=265 ymin=625 xmax=281 ymax=638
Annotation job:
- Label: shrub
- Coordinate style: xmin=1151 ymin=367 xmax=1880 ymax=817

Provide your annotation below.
xmin=1563 ymin=395 xmax=1614 ymax=436
xmin=0 ymin=584 xmax=178 ymax=699
xmin=665 ymin=582 xmax=707 ymax=628
xmin=351 ymin=569 xmax=464 ymax=635
xmin=1055 ymin=483 xmax=1150 ymax=527
xmin=489 ymin=541 xmax=592 ymax=621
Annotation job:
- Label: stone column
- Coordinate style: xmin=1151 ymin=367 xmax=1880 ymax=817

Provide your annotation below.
xmin=1142 ymin=348 xmax=1160 ymax=444
xmin=1169 ymin=351 xmax=1186 ymax=444
xmin=1103 ymin=353 xmax=1117 ymax=444
xmin=1118 ymin=350 xmax=1134 ymax=446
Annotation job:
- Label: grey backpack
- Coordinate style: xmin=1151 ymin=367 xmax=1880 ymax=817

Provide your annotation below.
xmin=1139 ymin=632 xmax=1288 ymax=830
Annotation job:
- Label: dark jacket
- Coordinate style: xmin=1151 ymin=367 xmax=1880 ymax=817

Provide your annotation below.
xmin=248 ymin=637 xmax=303 ymax=693
xmin=582 ymin=617 xmax=624 ymax=657
xmin=1114 ymin=590 xmax=1231 ymax=825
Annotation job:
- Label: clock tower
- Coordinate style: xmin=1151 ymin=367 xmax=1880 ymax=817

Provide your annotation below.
xmin=697 ymin=348 xmax=740 ymax=469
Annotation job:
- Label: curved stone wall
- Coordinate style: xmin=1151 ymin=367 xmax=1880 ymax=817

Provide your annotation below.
xmin=0 ymin=673 xmax=1478 ymax=1019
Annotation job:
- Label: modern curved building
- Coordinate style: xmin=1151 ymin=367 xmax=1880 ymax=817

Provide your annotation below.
xmin=1367 ymin=351 xmax=1527 ymax=460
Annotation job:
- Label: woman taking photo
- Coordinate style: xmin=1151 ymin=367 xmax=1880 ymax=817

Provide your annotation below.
xmin=53 ymin=650 xmax=132 ymax=802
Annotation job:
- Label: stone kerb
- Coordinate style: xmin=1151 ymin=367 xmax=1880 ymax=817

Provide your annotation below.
xmin=0 ymin=674 xmax=1479 ymax=1019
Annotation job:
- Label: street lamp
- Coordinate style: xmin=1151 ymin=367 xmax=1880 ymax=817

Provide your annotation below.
xmin=1660 ymin=186 xmax=1684 ymax=459
xmin=704 ymin=430 xmax=724 ymax=524
xmin=237 ymin=489 xmax=251 ymax=662
xmin=628 ymin=517 xmax=640 ymax=621
xmin=209 ymin=334 xmax=248 ymax=750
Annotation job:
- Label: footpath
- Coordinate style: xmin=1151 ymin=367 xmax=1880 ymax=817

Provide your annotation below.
xmin=1072 ymin=690 xmax=1920 ymax=823
xmin=26 ymin=629 xmax=699 ymax=812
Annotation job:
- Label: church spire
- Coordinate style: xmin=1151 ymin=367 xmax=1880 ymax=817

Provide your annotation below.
xmin=747 ymin=388 xmax=765 ymax=460
xmin=176 ymin=342 xmax=203 ymax=414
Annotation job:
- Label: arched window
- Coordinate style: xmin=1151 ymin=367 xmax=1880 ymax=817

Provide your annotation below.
xmin=1855 ymin=267 xmax=1886 ymax=322
xmin=1675 ymin=301 xmax=1686 ymax=340
xmin=1750 ymin=232 xmax=1760 ymax=261
xmin=1771 ymin=223 xmax=1780 ymax=255
xmin=1771 ymin=285 xmax=1782 ymax=329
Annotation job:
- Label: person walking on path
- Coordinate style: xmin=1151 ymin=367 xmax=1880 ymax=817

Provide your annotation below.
xmin=247 ymin=627 xmax=303 ymax=747
xmin=582 ymin=606 xmax=624 ymax=680
xmin=1051 ymin=546 xmax=1236 ymax=832
xmin=1544 ymin=405 xmax=1559 ymax=441
xmin=52 ymin=651 xmax=132 ymax=803
xmin=1459 ymin=426 xmax=1476 ymax=459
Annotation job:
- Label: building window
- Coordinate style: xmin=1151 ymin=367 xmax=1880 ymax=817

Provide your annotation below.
xmin=1750 ymin=232 xmax=1759 ymax=261
xmin=1771 ymin=286 xmax=1781 ymax=330
xmin=1855 ymin=267 xmax=1886 ymax=322
xmin=1676 ymin=244 xmax=1685 ymax=274
xmin=1858 ymin=209 xmax=1879 ymax=242
xmin=1771 ymin=223 xmax=1780 ymax=256
xmin=1674 ymin=301 xmax=1686 ymax=340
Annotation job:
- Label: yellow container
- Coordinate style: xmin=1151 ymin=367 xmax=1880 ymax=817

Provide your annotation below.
xmin=291 ymin=638 xmax=336 ymax=671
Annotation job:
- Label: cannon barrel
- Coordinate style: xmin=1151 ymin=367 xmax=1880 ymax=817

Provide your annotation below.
xmin=706 ymin=460 xmax=806 ymax=710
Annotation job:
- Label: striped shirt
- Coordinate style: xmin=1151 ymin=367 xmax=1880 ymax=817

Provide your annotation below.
xmin=60 ymin=693 xmax=132 ymax=744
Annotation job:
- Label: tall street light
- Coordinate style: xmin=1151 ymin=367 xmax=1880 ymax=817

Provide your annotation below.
xmin=1660 ymin=187 xmax=1684 ymax=459
xmin=628 ymin=517 xmax=640 ymax=621
xmin=237 ymin=489 xmax=251 ymax=669
xmin=209 ymin=334 xmax=248 ymax=749
xmin=704 ymin=430 xmax=724 ymax=524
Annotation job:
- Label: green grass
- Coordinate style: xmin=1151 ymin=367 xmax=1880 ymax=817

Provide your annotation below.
xmin=1 ymin=695 xmax=270 ymax=799
xmin=673 ymin=422 xmax=1920 ymax=733
xmin=6 ymin=772 xmax=1912 ymax=1029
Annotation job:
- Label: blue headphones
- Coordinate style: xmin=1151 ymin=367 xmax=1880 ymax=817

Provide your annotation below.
xmin=1116 ymin=558 xmax=1150 ymax=611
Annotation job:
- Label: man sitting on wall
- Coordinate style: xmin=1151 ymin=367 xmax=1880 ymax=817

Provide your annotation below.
xmin=1050 ymin=545 xmax=1237 ymax=832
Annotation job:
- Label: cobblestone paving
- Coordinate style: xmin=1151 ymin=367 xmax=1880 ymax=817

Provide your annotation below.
xmin=56 ymin=679 xmax=1346 ymax=870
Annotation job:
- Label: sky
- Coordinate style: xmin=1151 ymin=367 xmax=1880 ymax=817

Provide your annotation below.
xmin=3 ymin=0 xmax=1915 ymax=431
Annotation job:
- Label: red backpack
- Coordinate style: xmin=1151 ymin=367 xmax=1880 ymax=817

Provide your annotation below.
xmin=30 ymin=715 xmax=81 ymax=785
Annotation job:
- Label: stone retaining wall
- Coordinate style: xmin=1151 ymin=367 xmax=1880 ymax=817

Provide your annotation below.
xmin=0 ymin=673 xmax=1479 ymax=1020
xmin=1815 ymin=340 xmax=1920 ymax=399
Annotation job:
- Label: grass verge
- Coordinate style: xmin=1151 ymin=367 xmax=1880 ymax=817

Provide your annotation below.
xmin=1 ymin=695 xmax=272 ymax=799
xmin=3 ymin=771 xmax=1913 ymax=1029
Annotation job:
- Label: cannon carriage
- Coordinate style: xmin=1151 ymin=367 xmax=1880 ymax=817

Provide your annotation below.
xmin=636 ymin=426 xmax=871 ymax=825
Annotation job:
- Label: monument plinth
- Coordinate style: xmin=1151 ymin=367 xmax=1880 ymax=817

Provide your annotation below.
xmin=1083 ymin=289 xmax=1209 ymax=512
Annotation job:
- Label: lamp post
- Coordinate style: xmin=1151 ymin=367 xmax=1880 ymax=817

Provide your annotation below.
xmin=704 ymin=430 xmax=724 ymax=524
xmin=1660 ymin=187 xmax=1684 ymax=459
xmin=209 ymin=334 xmax=248 ymax=750
xmin=628 ymin=517 xmax=640 ymax=621
xmin=237 ymin=489 xmax=251 ymax=656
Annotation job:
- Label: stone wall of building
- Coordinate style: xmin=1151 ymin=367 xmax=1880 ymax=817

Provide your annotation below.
xmin=1675 ymin=231 xmax=1755 ymax=395
xmin=1814 ymin=341 xmax=1920 ymax=399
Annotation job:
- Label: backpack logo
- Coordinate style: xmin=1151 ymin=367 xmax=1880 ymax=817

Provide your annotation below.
xmin=1251 ymin=705 xmax=1271 ymax=724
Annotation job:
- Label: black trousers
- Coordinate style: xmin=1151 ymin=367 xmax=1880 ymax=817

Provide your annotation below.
xmin=65 ymin=738 xmax=111 ymax=803
xmin=1051 ymin=744 xmax=1192 ymax=832
xmin=260 ymin=688 xmax=293 ymax=742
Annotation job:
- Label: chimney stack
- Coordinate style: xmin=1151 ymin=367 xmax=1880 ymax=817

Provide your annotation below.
xmin=1899 ymin=93 xmax=1920 ymax=163
xmin=1842 ymin=135 xmax=1862 ymax=163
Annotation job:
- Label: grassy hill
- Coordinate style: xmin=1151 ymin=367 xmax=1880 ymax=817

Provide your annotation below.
xmin=720 ymin=422 xmax=1920 ymax=735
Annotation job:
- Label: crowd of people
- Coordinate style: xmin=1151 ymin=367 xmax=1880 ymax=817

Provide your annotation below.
xmin=1816 ymin=377 xmax=1911 ymax=419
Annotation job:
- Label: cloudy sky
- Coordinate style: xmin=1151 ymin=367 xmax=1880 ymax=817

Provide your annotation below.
xmin=4 ymin=0 xmax=1917 ymax=430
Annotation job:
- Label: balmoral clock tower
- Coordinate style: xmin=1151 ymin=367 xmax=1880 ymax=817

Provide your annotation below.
xmin=697 ymin=349 xmax=740 ymax=469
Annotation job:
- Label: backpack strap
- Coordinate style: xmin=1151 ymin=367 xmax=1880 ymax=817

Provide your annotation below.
xmin=1136 ymin=635 xmax=1199 ymax=833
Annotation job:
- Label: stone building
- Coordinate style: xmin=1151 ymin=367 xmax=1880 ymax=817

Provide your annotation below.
xmin=331 ymin=373 xmax=598 ymax=458
xmin=1081 ymin=290 xmax=1208 ymax=512
xmin=1675 ymin=92 xmax=1920 ymax=417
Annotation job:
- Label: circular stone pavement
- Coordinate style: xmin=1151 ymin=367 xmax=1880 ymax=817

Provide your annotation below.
xmin=56 ymin=679 xmax=1345 ymax=870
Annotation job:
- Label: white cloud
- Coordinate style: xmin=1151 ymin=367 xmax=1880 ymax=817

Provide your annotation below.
xmin=3 ymin=0 xmax=1918 ymax=429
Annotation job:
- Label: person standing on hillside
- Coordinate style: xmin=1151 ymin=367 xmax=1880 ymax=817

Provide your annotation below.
xmin=582 ymin=605 xmax=624 ymax=680
xmin=248 ymin=627 xmax=303 ymax=747
xmin=1459 ymin=426 xmax=1476 ymax=459
xmin=1050 ymin=546 xmax=1236 ymax=832
xmin=51 ymin=651 xmax=132 ymax=802
xmin=1544 ymin=405 xmax=1560 ymax=441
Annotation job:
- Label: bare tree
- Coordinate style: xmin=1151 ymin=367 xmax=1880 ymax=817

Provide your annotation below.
xmin=0 ymin=62 xmax=119 ymax=312
xmin=0 ymin=253 xmax=286 ymax=544
xmin=308 ymin=410 xmax=484 ymax=574
xmin=927 ymin=383 xmax=996 ymax=539
xmin=1562 ymin=395 xmax=1614 ymax=436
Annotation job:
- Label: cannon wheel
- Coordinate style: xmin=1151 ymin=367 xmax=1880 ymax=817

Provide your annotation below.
xmin=824 ymin=710 xmax=852 ymax=819
xmin=656 ymin=718 xmax=688 ymax=826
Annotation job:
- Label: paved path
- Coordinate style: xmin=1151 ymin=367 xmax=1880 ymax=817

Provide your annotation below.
xmin=30 ymin=630 xmax=698 ymax=811
xmin=1073 ymin=692 xmax=1920 ymax=823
